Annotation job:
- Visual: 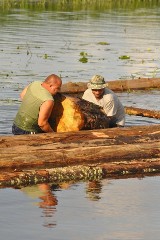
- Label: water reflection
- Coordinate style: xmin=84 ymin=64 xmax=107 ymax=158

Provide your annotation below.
xmin=85 ymin=180 xmax=102 ymax=201
xmin=0 ymin=175 xmax=160 ymax=240
xmin=20 ymin=182 xmax=74 ymax=228
xmin=20 ymin=181 xmax=105 ymax=228
xmin=21 ymin=183 xmax=58 ymax=228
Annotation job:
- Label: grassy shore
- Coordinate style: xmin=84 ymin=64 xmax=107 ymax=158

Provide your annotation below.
xmin=1 ymin=0 xmax=160 ymax=12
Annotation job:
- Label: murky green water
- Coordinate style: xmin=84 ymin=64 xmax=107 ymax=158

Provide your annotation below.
xmin=0 ymin=1 xmax=160 ymax=239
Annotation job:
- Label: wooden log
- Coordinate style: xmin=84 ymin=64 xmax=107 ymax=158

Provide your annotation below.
xmin=125 ymin=106 xmax=160 ymax=119
xmin=50 ymin=94 xmax=109 ymax=132
xmin=61 ymin=78 xmax=160 ymax=93
xmin=0 ymin=124 xmax=159 ymax=171
xmin=55 ymin=93 xmax=160 ymax=121
xmin=106 ymin=77 xmax=160 ymax=91
xmin=0 ymin=159 xmax=160 ymax=188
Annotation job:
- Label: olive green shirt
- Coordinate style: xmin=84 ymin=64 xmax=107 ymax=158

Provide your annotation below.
xmin=14 ymin=81 xmax=54 ymax=132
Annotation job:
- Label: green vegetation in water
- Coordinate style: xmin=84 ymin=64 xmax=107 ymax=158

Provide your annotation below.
xmin=42 ymin=53 xmax=55 ymax=60
xmin=119 ymin=55 xmax=130 ymax=60
xmin=79 ymin=57 xmax=88 ymax=63
xmin=79 ymin=51 xmax=88 ymax=63
xmin=44 ymin=53 xmax=48 ymax=59
xmin=80 ymin=51 xmax=88 ymax=56
xmin=98 ymin=42 xmax=110 ymax=45
xmin=1 ymin=0 xmax=160 ymax=12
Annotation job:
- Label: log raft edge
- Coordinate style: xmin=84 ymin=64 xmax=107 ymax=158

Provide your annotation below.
xmin=0 ymin=159 xmax=160 ymax=188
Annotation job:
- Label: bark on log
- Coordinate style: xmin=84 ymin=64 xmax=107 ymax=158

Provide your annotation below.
xmin=61 ymin=78 xmax=160 ymax=93
xmin=125 ymin=107 xmax=160 ymax=119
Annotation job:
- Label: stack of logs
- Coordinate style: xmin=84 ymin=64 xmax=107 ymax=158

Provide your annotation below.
xmin=0 ymin=77 xmax=160 ymax=188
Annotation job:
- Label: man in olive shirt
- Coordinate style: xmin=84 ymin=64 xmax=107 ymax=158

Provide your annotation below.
xmin=82 ymin=75 xmax=125 ymax=128
xmin=12 ymin=74 xmax=62 ymax=135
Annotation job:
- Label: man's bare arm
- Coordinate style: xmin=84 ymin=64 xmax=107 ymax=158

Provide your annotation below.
xmin=38 ymin=100 xmax=54 ymax=133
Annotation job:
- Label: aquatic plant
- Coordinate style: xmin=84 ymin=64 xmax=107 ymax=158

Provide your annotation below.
xmin=97 ymin=42 xmax=110 ymax=45
xmin=119 ymin=55 xmax=130 ymax=60
xmin=44 ymin=53 xmax=48 ymax=59
xmin=79 ymin=51 xmax=88 ymax=63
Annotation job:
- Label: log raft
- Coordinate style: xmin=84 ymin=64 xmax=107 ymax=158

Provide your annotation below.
xmin=0 ymin=77 xmax=160 ymax=187
xmin=0 ymin=124 xmax=160 ymax=187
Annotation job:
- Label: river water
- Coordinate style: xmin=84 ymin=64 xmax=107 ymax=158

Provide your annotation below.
xmin=0 ymin=176 xmax=160 ymax=240
xmin=0 ymin=1 xmax=160 ymax=239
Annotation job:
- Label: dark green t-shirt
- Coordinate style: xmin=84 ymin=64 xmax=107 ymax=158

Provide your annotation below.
xmin=14 ymin=81 xmax=54 ymax=132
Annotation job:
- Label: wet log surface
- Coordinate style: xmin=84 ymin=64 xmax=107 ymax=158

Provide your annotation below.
xmin=61 ymin=77 xmax=160 ymax=93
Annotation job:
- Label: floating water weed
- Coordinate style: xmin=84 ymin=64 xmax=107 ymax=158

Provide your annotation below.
xmin=79 ymin=57 xmax=88 ymax=63
xmin=79 ymin=52 xmax=88 ymax=63
xmin=98 ymin=42 xmax=110 ymax=45
xmin=119 ymin=55 xmax=130 ymax=60
xmin=44 ymin=53 xmax=48 ymax=59
xmin=80 ymin=51 xmax=88 ymax=57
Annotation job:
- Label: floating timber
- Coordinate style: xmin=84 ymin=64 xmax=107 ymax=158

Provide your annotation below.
xmin=125 ymin=106 xmax=160 ymax=119
xmin=61 ymin=77 xmax=160 ymax=94
xmin=0 ymin=124 xmax=160 ymax=188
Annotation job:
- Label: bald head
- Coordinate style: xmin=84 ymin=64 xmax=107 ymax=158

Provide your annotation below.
xmin=42 ymin=74 xmax=62 ymax=95
xmin=45 ymin=74 xmax=62 ymax=85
